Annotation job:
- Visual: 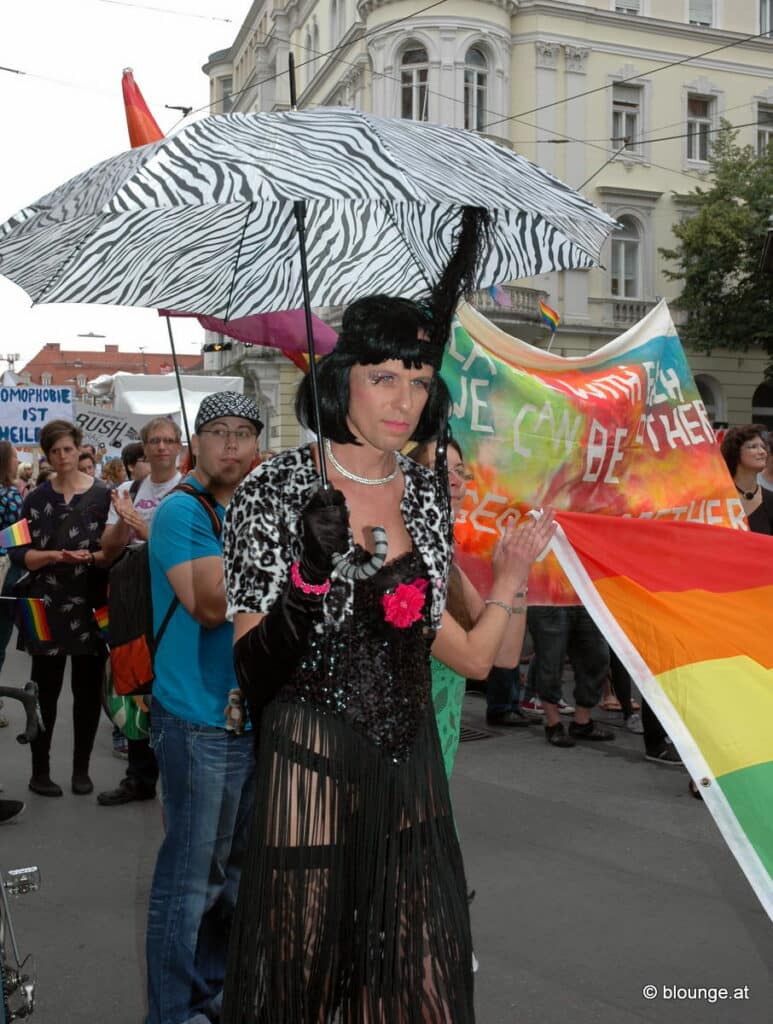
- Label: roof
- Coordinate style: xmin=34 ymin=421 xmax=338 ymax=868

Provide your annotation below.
xmin=19 ymin=343 xmax=202 ymax=386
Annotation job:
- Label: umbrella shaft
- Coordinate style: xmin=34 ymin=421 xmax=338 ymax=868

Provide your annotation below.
xmin=294 ymin=200 xmax=328 ymax=487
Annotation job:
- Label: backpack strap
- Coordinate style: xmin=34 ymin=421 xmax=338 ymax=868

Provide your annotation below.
xmin=174 ymin=481 xmax=222 ymax=537
xmin=129 ymin=478 xmax=141 ymax=502
xmin=152 ymin=480 xmax=222 ymax=653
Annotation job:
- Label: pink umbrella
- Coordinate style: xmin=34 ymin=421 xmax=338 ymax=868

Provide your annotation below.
xmin=161 ymin=308 xmax=338 ymax=356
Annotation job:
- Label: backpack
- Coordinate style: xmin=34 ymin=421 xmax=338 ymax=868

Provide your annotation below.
xmin=107 ymin=481 xmax=222 ymax=697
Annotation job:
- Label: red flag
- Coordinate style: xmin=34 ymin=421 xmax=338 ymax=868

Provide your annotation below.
xmin=122 ymin=68 xmax=163 ymax=147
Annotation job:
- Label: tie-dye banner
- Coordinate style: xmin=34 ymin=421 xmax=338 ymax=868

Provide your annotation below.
xmin=444 ymin=299 xmax=742 ymax=604
xmin=550 ymin=510 xmax=773 ymax=920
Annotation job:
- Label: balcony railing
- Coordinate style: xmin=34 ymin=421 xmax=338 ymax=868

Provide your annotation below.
xmin=471 ymin=285 xmax=546 ymax=319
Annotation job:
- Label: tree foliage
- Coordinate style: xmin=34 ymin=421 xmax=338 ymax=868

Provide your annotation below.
xmin=659 ymin=122 xmax=773 ymax=368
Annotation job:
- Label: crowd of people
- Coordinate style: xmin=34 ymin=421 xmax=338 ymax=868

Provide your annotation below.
xmin=1 ymin=331 xmax=770 ymax=1020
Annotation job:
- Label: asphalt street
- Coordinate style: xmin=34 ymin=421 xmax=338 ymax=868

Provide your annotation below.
xmin=1 ymin=638 xmax=771 ymax=1024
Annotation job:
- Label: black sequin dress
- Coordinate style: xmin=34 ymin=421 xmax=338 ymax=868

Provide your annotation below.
xmin=222 ymin=455 xmax=474 ymax=1023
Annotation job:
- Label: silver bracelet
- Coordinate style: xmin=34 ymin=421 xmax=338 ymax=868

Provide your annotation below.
xmin=484 ymin=599 xmax=526 ymax=616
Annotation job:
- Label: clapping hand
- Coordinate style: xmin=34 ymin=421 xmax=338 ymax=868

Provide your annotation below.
xmin=112 ymin=489 xmax=149 ymax=540
xmin=491 ymin=510 xmax=557 ymax=592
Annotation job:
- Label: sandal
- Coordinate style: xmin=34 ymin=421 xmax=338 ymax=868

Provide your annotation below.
xmin=600 ymin=697 xmax=622 ymax=711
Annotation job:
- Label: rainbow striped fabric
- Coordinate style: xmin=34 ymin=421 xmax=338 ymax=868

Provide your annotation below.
xmin=94 ymin=605 xmax=110 ymax=638
xmin=551 ymin=510 xmax=773 ymax=920
xmin=538 ymin=298 xmax=560 ymax=332
xmin=18 ymin=598 xmax=52 ymax=643
xmin=0 ymin=518 xmax=31 ymax=548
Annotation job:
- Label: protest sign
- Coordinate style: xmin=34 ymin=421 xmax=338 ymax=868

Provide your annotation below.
xmin=0 ymin=385 xmax=73 ymax=445
xmin=74 ymin=403 xmax=141 ymax=451
xmin=444 ymin=299 xmax=740 ymax=604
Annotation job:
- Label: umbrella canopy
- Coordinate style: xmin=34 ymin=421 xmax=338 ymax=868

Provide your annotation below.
xmin=0 ymin=108 xmax=615 ymax=319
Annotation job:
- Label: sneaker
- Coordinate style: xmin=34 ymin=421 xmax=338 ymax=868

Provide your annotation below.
xmin=645 ymin=743 xmax=683 ymax=766
xmin=624 ymin=712 xmax=644 ymax=734
xmin=486 ymin=709 xmax=530 ymax=728
xmin=520 ymin=697 xmax=544 ymax=717
xmin=544 ymin=722 xmax=575 ymax=747
xmin=112 ymin=735 xmax=129 ymax=759
xmin=0 ymin=799 xmax=25 ymax=824
xmin=97 ymin=779 xmax=156 ymax=806
xmin=568 ymin=720 xmax=615 ymax=741
xmin=558 ymin=698 xmax=575 ymax=715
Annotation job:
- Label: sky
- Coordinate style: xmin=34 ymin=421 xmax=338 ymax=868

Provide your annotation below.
xmin=0 ymin=0 xmax=246 ymax=373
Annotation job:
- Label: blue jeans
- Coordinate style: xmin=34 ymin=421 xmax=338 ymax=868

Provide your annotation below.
xmin=527 ymin=605 xmax=609 ymax=709
xmin=485 ymin=666 xmax=522 ymax=716
xmin=145 ymin=701 xmax=256 ymax=1024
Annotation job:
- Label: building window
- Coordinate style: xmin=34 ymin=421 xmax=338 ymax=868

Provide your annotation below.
xmin=611 ymin=216 xmax=641 ymax=297
xmin=41 ymin=373 xmax=52 ymax=386
xmin=758 ymin=104 xmax=773 ymax=153
xmin=304 ymin=30 xmax=313 ymax=85
xmin=615 ymin=1 xmax=640 ymax=12
xmin=401 ymin=47 xmax=429 ymax=121
xmin=220 ymin=76 xmax=234 ymax=113
xmin=77 ymin=374 xmax=86 ymax=389
xmin=612 ymin=84 xmax=641 ymax=151
xmin=689 ymin=0 xmax=712 ymax=26
xmin=464 ymin=47 xmax=488 ymax=132
xmin=752 ymin=381 xmax=773 ymax=429
xmin=686 ymin=95 xmax=713 ymax=161
xmin=762 ymin=0 xmax=773 ymax=33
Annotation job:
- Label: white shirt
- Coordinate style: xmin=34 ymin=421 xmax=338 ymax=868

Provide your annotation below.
xmin=106 ymin=472 xmax=182 ymax=535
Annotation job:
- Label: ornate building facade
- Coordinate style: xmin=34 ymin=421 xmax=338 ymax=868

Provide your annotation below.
xmin=203 ymin=0 xmax=773 ymax=442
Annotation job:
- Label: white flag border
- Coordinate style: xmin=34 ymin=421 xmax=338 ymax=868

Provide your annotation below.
xmin=548 ymin=519 xmax=773 ymax=923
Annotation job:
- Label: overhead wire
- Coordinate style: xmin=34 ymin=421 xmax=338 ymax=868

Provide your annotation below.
xmin=96 ymin=0 xmax=233 ymax=21
xmin=488 ymin=26 xmax=773 ymax=129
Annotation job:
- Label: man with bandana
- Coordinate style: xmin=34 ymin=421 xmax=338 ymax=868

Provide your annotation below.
xmin=144 ymin=392 xmax=263 ymax=1024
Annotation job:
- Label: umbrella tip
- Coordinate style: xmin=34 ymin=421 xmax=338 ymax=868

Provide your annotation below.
xmin=123 ymin=67 xmax=133 ymax=75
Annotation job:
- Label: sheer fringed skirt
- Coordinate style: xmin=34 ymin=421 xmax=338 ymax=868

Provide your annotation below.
xmin=221 ymin=700 xmax=474 ymax=1023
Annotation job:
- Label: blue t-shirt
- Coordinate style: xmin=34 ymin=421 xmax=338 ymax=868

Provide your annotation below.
xmin=148 ymin=476 xmax=236 ymax=727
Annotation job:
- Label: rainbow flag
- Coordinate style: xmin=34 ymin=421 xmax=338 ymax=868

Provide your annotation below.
xmin=18 ymin=598 xmax=52 ymax=643
xmin=538 ymin=298 xmax=560 ymax=332
xmin=94 ymin=605 xmax=110 ymax=639
xmin=551 ymin=510 xmax=773 ymax=920
xmin=0 ymin=518 xmax=31 ymax=548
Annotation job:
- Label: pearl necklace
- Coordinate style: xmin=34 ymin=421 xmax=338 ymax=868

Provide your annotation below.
xmin=324 ymin=438 xmax=398 ymax=486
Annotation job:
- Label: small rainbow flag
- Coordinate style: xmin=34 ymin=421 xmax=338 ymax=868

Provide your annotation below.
xmin=538 ymin=298 xmax=560 ymax=333
xmin=18 ymin=598 xmax=52 ymax=643
xmin=94 ymin=605 xmax=110 ymax=639
xmin=0 ymin=518 xmax=31 ymax=548
xmin=551 ymin=511 xmax=773 ymax=921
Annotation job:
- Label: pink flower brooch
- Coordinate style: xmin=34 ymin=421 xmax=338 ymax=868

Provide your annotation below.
xmin=381 ymin=578 xmax=429 ymax=629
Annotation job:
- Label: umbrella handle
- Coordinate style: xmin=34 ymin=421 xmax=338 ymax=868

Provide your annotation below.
xmin=331 ymin=527 xmax=388 ymax=580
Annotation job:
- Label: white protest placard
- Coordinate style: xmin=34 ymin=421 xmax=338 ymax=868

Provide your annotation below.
xmin=74 ymin=403 xmax=141 ymax=452
xmin=0 ymin=385 xmax=73 ymax=445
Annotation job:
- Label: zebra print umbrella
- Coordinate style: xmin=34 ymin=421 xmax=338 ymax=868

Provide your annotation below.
xmin=0 ymin=108 xmax=615 ymax=318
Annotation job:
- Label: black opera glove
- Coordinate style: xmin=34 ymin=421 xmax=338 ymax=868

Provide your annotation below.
xmin=298 ymin=484 xmax=350 ymax=584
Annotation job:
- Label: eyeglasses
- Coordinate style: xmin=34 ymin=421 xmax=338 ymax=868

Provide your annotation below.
xmin=448 ymin=464 xmax=474 ymax=482
xmin=145 ymin=437 xmax=180 ymax=447
xmin=199 ymin=428 xmax=258 ymax=444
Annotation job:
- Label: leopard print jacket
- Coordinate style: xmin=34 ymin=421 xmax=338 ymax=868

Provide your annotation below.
xmin=223 ymin=445 xmax=451 ymax=630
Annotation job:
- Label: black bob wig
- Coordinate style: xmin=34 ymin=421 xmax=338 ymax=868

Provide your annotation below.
xmin=296 ymin=207 xmax=491 ymax=446
xmin=295 ymin=295 xmax=452 ymax=445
